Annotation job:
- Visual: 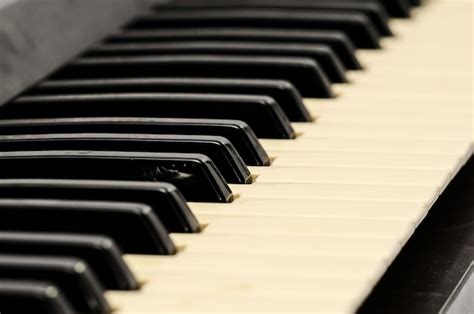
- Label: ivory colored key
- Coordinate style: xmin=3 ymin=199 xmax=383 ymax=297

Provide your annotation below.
xmin=249 ymin=166 xmax=449 ymax=186
xmin=168 ymin=233 xmax=404 ymax=259
xmin=269 ymin=150 xmax=461 ymax=170
xmin=229 ymin=182 xmax=438 ymax=203
xmin=292 ymin=124 xmax=471 ymax=140
xmin=189 ymin=198 xmax=427 ymax=221
xmin=312 ymin=116 xmax=471 ymax=128
xmin=309 ymin=111 xmax=471 ymax=125
xmin=193 ymin=214 xmax=414 ymax=239
xmin=305 ymin=99 xmax=471 ymax=113
xmin=107 ymin=292 xmax=359 ymax=313
xmin=260 ymin=138 xmax=472 ymax=156
xmin=121 ymin=269 xmax=382 ymax=304
xmin=125 ymin=256 xmax=384 ymax=290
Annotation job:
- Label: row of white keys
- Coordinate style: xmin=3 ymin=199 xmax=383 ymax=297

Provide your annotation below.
xmin=109 ymin=1 xmax=473 ymax=312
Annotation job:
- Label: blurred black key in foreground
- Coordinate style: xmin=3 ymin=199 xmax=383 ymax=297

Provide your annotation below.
xmin=0 ymin=231 xmax=138 ymax=290
xmin=0 ymin=280 xmax=74 ymax=314
xmin=0 ymin=254 xmax=110 ymax=313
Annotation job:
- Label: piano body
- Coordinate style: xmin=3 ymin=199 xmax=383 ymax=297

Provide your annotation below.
xmin=0 ymin=0 xmax=472 ymax=313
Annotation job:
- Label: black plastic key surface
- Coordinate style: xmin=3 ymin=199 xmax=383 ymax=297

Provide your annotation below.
xmin=127 ymin=10 xmax=381 ymax=49
xmin=158 ymin=0 xmax=392 ymax=36
xmin=0 ymin=117 xmax=270 ymax=166
xmin=8 ymin=93 xmax=296 ymax=139
xmin=0 ymin=255 xmax=110 ymax=314
xmin=31 ymin=78 xmax=311 ymax=122
xmin=0 ymin=232 xmax=138 ymax=290
xmin=0 ymin=150 xmax=232 ymax=203
xmin=0 ymin=133 xmax=251 ymax=184
xmin=374 ymin=0 xmax=411 ymax=17
xmin=0 ymin=280 xmax=74 ymax=314
xmin=87 ymin=42 xmax=347 ymax=83
xmin=0 ymin=198 xmax=175 ymax=255
xmin=325 ymin=0 xmax=411 ymax=17
xmin=0 ymin=179 xmax=199 ymax=233
xmin=35 ymin=78 xmax=311 ymax=123
xmin=107 ymin=28 xmax=361 ymax=70
xmin=51 ymin=56 xmax=333 ymax=98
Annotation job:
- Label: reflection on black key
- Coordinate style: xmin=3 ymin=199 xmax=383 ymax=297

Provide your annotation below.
xmin=373 ymin=0 xmax=411 ymax=17
xmin=0 ymin=179 xmax=199 ymax=233
xmin=0 ymin=232 xmax=138 ymax=290
xmin=127 ymin=10 xmax=380 ymax=49
xmin=0 ymin=280 xmax=74 ymax=314
xmin=108 ymin=28 xmax=361 ymax=70
xmin=87 ymin=42 xmax=347 ymax=83
xmin=0 ymin=151 xmax=233 ymax=202
xmin=0 ymin=117 xmax=270 ymax=166
xmin=52 ymin=56 xmax=333 ymax=98
xmin=0 ymin=133 xmax=252 ymax=184
xmin=0 ymin=255 xmax=109 ymax=314
xmin=8 ymin=93 xmax=296 ymax=139
xmin=32 ymin=78 xmax=312 ymax=123
xmin=157 ymin=0 xmax=392 ymax=36
xmin=0 ymin=198 xmax=175 ymax=255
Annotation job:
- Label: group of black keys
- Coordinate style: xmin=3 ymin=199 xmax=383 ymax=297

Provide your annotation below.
xmin=0 ymin=0 xmax=421 ymax=313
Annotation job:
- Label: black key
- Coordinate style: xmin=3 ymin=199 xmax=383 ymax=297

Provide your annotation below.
xmin=8 ymin=93 xmax=296 ymax=139
xmin=0 ymin=179 xmax=199 ymax=233
xmin=0 ymin=150 xmax=233 ymax=202
xmin=87 ymin=42 xmax=347 ymax=83
xmin=0 ymin=255 xmax=109 ymax=313
xmin=0 ymin=232 xmax=138 ymax=290
xmin=127 ymin=10 xmax=381 ymax=49
xmin=375 ymin=0 xmax=411 ymax=17
xmin=0 ymin=117 xmax=270 ymax=166
xmin=0 ymin=198 xmax=175 ymax=255
xmin=0 ymin=280 xmax=74 ymax=314
xmin=325 ymin=0 xmax=411 ymax=17
xmin=51 ymin=56 xmax=333 ymax=98
xmin=31 ymin=78 xmax=312 ymax=123
xmin=158 ymin=0 xmax=392 ymax=36
xmin=0 ymin=133 xmax=251 ymax=184
xmin=107 ymin=28 xmax=361 ymax=70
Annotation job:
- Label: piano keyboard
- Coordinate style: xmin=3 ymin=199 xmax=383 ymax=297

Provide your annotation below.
xmin=0 ymin=0 xmax=472 ymax=313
